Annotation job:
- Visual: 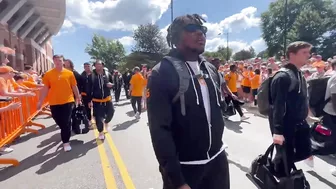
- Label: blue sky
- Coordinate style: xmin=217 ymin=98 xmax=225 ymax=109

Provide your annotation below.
xmin=53 ymin=0 xmax=271 ymax=72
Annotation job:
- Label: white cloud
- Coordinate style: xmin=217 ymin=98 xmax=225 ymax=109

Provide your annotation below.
xmin=201 ymin=14 xmax=208 ymax=20
xmin=205 ymin=37 xmax=267 ymax=53
xmin=56 ymin=19 xmax=76 ymax=36
xmin=204 ymin=7 xmax=260 ymax=39
xmin=118 ymin=6 xmax=267 ymax=54
xmin=118 ymin=36 xmax=135 ymax=47
xmin=66 ymin=0 xmax=171 ymax=31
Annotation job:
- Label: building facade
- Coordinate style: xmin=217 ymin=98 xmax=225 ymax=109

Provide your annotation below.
xmin=0 ymin=0 xmax=65 ymax=73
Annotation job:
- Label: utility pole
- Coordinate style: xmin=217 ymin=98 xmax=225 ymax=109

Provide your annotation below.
xmin=171 ymin=0 xmax=173 ymax=24
xmin=224 ymin=32 xmax=229 ymax=61
xmin=283 ymin=0 xmax=288 ymax=57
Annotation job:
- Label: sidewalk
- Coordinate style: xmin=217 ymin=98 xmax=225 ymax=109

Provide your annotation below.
xmin=0 ymin=115 xmax=107 ymax=189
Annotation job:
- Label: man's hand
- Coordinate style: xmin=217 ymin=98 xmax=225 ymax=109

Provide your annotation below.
xmin=231 ymin=93 xmax=238 ymax=100
xmin=37 ymin=101 xmax=43 ymax=110
xmin=76 ymin=98 xmax=82 ymax=106
xmin=178 ymin=184 xmax=191 ymax=189
xmin=106 ymin=82 xmax=113 ymax=88
xmin=273 ymin=134 xmax=285 ymax=145
xmin=26 ymin=92 xmax=36 ymax=97
xmin=7 ymin=102 xmax=21 ymax=110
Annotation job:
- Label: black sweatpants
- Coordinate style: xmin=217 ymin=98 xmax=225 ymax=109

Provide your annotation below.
xmin=225 ymin=92 xmax=244 ymax=117
xmin=131 ymin=96 xmax=142 ymax=114
xmin=161 ymin=152 xmax=230 ymax=189
xmin=82 ymin=96 xmax=91 ymax=121
xmin=93 ymin=100 xmax=115 ymax=133
xmin=269 ymin=119 xmax=311 ymax=177
xmin=115 ymin=87 xmax=122 ymax=102
xmin=50 ymin=102 xmax=74 ymax=143
xmin=124 ymin=85 xmax=130 ymax=99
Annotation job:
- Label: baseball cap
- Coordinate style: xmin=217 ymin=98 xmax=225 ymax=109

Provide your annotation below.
xmin=0 ymin=66 xmax=17 ymax=74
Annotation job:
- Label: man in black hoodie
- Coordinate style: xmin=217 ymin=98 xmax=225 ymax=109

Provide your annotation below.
xmin=269 ymin=41 xmax=312 ymax=177
xmin=81 ymin=62 xmax=92 ymax=126
xmin=86 ymin=60 xmax=114 ymax=140
xmin=147 ymin=14 xmax=230 ymax=189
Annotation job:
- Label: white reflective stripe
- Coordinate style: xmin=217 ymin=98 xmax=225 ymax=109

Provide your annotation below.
xmin=180 ymin=146 xmax=225 ymax=165
xmin=206 ymin=123 xmax=212 ymax=159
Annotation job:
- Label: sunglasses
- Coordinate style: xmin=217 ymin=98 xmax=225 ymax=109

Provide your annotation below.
xmin=184 ymin=24 xmax=207 ymax=34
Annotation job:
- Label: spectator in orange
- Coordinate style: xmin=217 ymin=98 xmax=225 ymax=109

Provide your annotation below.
xmin=241 ymin=66 xmax=254 ymax=102
xmin=129 ymin=66 xmax=146 ymax=119
xmin=0 ymin=66 xmax=35 ymax=97
xmin=251 ymin=69 xmax=261 ymax=106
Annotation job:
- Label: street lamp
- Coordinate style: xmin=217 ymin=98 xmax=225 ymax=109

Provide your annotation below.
xmin=218 ymin=32 xmax=230 ymax=61
xmin=171 ymin=0 xmax=173 ymax=24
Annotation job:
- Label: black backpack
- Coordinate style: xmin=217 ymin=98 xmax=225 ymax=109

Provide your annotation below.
xmin=307 ymin=76 xmax=331 ymax=117
xmin=72 ymin=105 xmax=90 ymax=134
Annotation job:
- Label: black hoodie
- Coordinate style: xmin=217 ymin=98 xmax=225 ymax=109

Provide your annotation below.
xmin=147 ymin=50 xmax=225 ymax=188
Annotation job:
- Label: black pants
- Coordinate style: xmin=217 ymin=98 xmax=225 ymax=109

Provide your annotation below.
xmin=161 ymin=152 xmax=230 ymax=189
xmin=269 ymin=119 xmax=311 ymax=177
xmin=50 ymin=102 xmax=74 ymax=143
xmin=124 ymin=85 xmax=130 ymax=99
xmin=131 ymin=96 xmax=142 ymax=114
xmin=226 ymin=92 xmax=244 ymax=117
xmin=93 ymin=100 xmax=115 ymax=133
xmin=115 ymin=88 xmax=121 ymax=102
xmin=82 ymin=96 xmax=91 ymax=121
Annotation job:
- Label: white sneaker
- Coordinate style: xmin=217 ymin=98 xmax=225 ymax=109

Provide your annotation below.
xmin=63 ymin=143 xmax=72 ymax=152
xmin=331 ymin=167 xmax=336 ymax=177
xmin=304 ymin=157 xmax=314 ymax=168
xmin=135 ymin=112 xmax=140 ymax=119
xmin=0 ymin=147 xmax=13 ymax=154
xmin=240 ymin=115 xmax=250 ymax=121
xmin=99 ymin=133 xmax=105 ymax=140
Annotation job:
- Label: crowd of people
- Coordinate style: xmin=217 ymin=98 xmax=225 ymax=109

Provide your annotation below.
xmin=1 ymin=12 xmax=336 ymax=189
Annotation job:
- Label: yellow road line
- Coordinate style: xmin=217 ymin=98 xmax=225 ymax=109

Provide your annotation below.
xmin=105 ymin=132 xmax=136 ymax=189
xmin=93 ymin=128 xmax=118 ymax=189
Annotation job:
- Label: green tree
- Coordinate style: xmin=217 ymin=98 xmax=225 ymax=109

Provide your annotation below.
xmin=257 ymin=49 xmax=269 ymax=58
xmin=85 ymin=34 xmax=126 ymax=70
xmin=132 ymin=23 xmax=169 ymax=55
xmin=261 ymin=0 xmax=336 ymax=58
xmin=203 ymin=46 xmax=233 ymax=60
xmin=232 ymin=47 xmax=255 ymax=60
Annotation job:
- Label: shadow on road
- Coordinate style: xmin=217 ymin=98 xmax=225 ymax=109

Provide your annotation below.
xmin=112 ymin=119 xmax=139 ymax=131
xmin=228 ymin=158 xmax=250 ymax=172
xmin=317 ymin=155 xmax=336 ymax=166
xmin=307 ymin=170 xmax=336 ymax=188
xmin=116 ymin=101 xmax=131 ymax=107
xmin=225 ymin=121 xmax=244 ymax=133
xmin=0 ymin=136 xmax=97 ymax=180
xmin=14 ymin=124 xmax=58 ymax=145
xmin=126 ymin=111 xmax=135 ymax=117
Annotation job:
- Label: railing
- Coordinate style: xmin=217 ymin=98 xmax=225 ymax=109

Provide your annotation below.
xmin=0 ymin=91 xmax=50 ymax=166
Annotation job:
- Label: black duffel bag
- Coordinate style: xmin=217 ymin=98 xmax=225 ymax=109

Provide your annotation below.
xmin=72 ymin=105 xmax=90 ymax=134
xmin=246 ymin=144 xmax=310 ymax=189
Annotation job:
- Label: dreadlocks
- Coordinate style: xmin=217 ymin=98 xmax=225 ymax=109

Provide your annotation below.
xmin=166 ymin=14 xmax=206 ymax=48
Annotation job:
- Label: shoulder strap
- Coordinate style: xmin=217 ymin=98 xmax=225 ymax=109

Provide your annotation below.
xmin=278 ymin=68 xmax=297 ymax=92
xmin=164 ymin=56 xmax=190 ymax=116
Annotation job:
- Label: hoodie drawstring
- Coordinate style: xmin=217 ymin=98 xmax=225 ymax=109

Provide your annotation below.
xmin=184 ymin=62 xmax=200 ymax=105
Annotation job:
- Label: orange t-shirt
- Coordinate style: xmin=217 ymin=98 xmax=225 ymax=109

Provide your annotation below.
xmin=0 ymin=77 xmax=8 ymax=95
xmin=130 ymin=73 xmax=146 ymax=97
xmin=251 ymin=75 xmax=261 ymax=89
xmin=225 ymin=72 xmax=238 ymax=93
xmin=43 ymin=68 xmax=77 ymax=106
xmin=242 ymin=71 xmax=254 ymax=87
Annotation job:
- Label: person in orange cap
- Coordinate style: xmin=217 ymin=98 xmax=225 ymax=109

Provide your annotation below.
xmin=0 ymin=66 xmax=36 ymax=97
xmin=310 ymin=62 xmax=326 ymax=78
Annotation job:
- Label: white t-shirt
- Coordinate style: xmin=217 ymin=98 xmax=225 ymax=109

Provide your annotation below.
xmin=323 ymin=72 xmax=336 ymax=116
xmin=186 ymin=61 xmax=211 ymax=123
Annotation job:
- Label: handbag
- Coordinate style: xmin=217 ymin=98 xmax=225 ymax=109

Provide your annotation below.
xmin=246 ymin=144 xmax=310 ymax=189
xmin=223 ymin=99 xmax=236 ymax=117
xmin=310 ymin=121 xmax=336 ymax=155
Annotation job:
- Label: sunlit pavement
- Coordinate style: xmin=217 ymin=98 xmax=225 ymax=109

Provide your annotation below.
xmin=1 ymin=95 xmax=336 ymax=189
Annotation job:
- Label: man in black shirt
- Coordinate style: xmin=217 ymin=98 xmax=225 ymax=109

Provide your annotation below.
xmin=147 ymin=14 xmax=230 ymax=189
xmin=269 ymin=41 xmax=312 ymax=177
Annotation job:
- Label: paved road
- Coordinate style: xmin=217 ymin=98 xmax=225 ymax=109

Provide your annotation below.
xmin=1 ymin=95 xmax=336 ymax=189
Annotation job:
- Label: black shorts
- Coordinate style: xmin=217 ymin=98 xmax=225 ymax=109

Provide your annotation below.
xmin=242 ymin=86 xmax=251 ymax=93
xmin=252 ymin=89 xmax=258 ymax=96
